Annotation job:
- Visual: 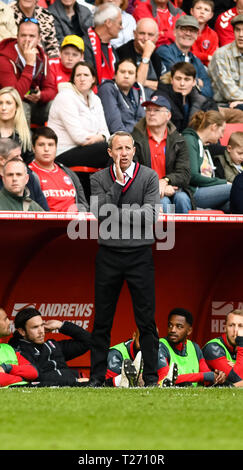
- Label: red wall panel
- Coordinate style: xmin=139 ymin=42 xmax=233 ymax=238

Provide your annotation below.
xmin=0 ymin=212 xmax=242 ymax=369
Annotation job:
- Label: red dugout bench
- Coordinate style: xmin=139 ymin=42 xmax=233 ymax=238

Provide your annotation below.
xmin=0 ymin=212 xmax=242 ymax=371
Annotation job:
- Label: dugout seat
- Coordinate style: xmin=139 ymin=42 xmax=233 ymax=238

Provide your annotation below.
xmin=70 ymin=166 xmax=103 ymax=202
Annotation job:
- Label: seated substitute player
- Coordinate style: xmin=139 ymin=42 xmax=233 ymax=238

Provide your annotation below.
xmin=9 ymin=307 xmax=92 ymax=387
xmin=0 ymin=307 xmax=38 ymax=387
xmin=105 ymin=329 xmax=143 ymax=387
xmin=30 ymin=126 xmax=88 ymax=212
xmin=158 ymin=308 xmax=226 ymax=387
xmin=202 ymin=309 xmax=243 ymax=385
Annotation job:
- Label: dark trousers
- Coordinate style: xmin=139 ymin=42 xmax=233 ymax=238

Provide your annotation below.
xmin=55 ymin=141 xmax=109 ymax=169
xmin=91 ymin=245 xmax=159 ymax=385
xmin=55 ymin=142 xmax=110 ymax=201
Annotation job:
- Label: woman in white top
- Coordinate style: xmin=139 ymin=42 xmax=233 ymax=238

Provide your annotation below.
xmin=48 ymin=61 xmax=110 ymax=171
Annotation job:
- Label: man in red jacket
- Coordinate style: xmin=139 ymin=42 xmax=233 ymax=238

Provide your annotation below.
xmin=0 ymin=18 xmax=56 ymax=125
xmin=0 ymin=307 xmax=38 ymax=387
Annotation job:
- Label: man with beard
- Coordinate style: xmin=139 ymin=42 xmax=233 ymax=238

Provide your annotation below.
xmin=202 ymin=309 xmax=243 ymax=385
xmin=158 ymin=308 xmax=226 ymax=386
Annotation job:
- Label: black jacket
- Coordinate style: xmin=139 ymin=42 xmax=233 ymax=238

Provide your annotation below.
xmin=156 ymin=84 xmax=218 ymax=133
xmin=9 ymin=321 xmax=91 ymax=386
xmin=117 ymin=39 xmax=163 ymax=82
xmin=49 ymin=0 xmax=93 ymax=45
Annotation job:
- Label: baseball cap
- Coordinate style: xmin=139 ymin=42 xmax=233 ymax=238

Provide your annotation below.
xmin=231 ymin=14 xmax=243 ymax=27
xmin=175 ymin=15 xmax=199 ymax=30
xmin=142 ymin=95 xmax=171 ymax=111
xmin=61 ymin=35 xmax=85 ymax=52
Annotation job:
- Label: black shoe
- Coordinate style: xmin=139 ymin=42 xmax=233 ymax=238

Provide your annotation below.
xmin=120 ymin=359 xmax=138 ymax=388
xmin=78 ymin=377 xmax=104 ymax=388
xmin=160 ymin=362 xmax=178 ymax=387
xmin=144 ymin=381 xmax=159 ymax=387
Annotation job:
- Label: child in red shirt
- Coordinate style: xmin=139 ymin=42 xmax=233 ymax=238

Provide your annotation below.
xmin=49 ymin=35 xmax=85 ymax=95
xmin=190 ymin=0 xmax=219 ymax=67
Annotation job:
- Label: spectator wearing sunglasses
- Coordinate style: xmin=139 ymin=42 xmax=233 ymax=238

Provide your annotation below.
xmin=11 ymin=0 xmax=59 ymax=58
xmin=0 ymin=18 xmax=56 ymax=126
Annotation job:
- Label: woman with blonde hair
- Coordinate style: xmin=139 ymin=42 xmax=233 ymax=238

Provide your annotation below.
xmin=182 ymin=110 xmax=231 ymax=212
xmin=0 ymin=87 xmax=33 ymax=163
xmin=95 ymin=0 xmax=136 ymax=48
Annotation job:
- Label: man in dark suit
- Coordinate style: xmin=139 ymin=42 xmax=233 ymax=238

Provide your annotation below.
xmin=86 ymin=131 xmax=160 ymax=387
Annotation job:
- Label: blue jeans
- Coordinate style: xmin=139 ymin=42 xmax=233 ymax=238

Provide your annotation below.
xmin=194 ymin=184 xmax=231 ymax=212
xmin=160 ymin=190 xmax=192 ymax=213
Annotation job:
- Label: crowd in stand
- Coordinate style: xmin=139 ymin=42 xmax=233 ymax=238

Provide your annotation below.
xmin=0 ymin=0 xmax=242 ymax=213
xmin=1 ymin=0 xmax=243 ymax=390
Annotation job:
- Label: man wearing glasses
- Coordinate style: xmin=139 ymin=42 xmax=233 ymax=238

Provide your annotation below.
xmin=132 ymin=95 xmax=193 ymax=213
xmin=156 ymin=15 xmax=213 ymax=98
xmin=0 ymin=18 xmax=56 ymax=125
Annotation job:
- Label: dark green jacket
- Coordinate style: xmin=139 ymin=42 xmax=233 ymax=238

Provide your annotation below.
xmin=0 ymin=187 xmax=44 ymax=211
xmin=182 ymin=127 xmax=227 ymax=193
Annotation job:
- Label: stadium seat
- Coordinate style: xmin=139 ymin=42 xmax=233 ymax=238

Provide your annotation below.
xmin=69 ymin=166 xmax=101 ymax=173
xmin=220 ymin=123 xmax=243 ymax=146
xmin=70 ymin=166 xmax=103 ymax=202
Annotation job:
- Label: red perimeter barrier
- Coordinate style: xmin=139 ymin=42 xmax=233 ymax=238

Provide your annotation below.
xmin=0 ymin=211 xmax=243 ymax=369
